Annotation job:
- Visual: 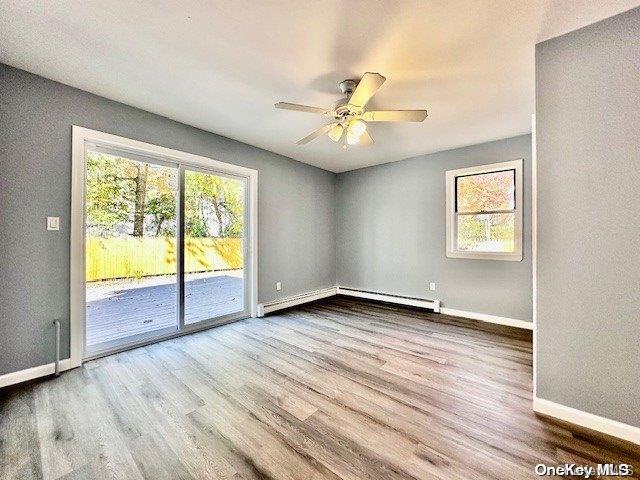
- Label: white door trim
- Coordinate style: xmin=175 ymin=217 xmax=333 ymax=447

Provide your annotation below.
xmin=70 ymin=126 xmax=258 ymax=367
xmin=531 ymin=113 xmax=538 ymax=399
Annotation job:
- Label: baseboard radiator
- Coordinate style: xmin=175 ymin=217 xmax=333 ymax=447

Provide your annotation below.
xmin=337 ymin=287 xmax=441 ymax=313
xmin=257 ymin=287 xmax=337 ymax=317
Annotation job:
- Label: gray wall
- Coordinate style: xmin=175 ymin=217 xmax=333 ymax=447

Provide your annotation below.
xmin=0 ymin=63 xmax=336 ymax=375
xmin=336 ymin=135 xmax=532 ymax=321
xmin=536 ymin=8 xmax=640 ymax=426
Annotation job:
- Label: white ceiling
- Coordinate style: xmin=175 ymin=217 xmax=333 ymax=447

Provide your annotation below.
xmin=1 ymin=1 xmax=638 ymax=172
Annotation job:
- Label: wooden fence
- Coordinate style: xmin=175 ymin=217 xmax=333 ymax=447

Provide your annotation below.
xmin=86 ymin=237 xmax=243 ymax=282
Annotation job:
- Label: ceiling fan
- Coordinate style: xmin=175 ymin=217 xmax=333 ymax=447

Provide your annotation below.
xmin=275 ymin=72 xmax=427 ymax=148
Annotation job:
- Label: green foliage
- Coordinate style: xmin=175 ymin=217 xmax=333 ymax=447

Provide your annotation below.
xmin=457 ymin=216 xmax=486 ymax=247
xmin=188 ymin=217 xmax=208 ymax=238
xmin=184 ymin=170 xmax=244 ymax=238
xmin=85 ymin=153 xmax=132 ymax=232
xmin=86 ymin=152 xmax=243 ymax=239
xmin=146 ymin=193 xmax=176 ymax=236
xmin=457 ymin=214 xmax=515 ymax=252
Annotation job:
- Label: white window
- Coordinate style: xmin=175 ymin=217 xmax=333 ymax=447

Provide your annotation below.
xmin=445 ymin=159 xmax=523 ymax=261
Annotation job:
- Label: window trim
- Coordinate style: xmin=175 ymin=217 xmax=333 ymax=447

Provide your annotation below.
xmin=445 ymin=159 xmax=523 ymax=261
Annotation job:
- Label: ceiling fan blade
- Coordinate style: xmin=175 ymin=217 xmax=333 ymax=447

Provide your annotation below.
xmin=296 ymin=123 xmax=338 ymax=145
xmin=347 ymin=72 xmax=386 ymax=109
xmin=275 ymin=102 xmax=329 ymax=114
xmin=358 ymin=129 xmax=374 ymax=147
xmin=362 ymin=110 xmax=428 ymax=122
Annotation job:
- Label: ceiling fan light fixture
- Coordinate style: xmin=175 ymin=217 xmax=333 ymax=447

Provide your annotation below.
xmin=328 ymin=124 xmax=344 ymax=142
xmin=346 ymin=129 xmax=360 ymax=145
xmin=349 ymin=119 xmax=367 ymax=137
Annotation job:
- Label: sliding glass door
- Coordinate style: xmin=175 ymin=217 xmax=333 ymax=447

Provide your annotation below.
xmin=84 ymin=148 xmax=248 ymax=357
xmin=84 ymin=149 xmax=179 ymax=351
xmin=183 ymin=168 xmax=246 ymax=324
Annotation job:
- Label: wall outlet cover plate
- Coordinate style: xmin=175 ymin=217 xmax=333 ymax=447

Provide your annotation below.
xmin=47 ymin=216 xmax=60 ymax=231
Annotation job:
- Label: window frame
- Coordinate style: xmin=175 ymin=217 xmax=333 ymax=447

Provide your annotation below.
xmin=445 ymin=159 xmax=523 ymax=261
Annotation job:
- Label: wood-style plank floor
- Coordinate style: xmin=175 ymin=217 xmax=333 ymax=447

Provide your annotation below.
xmin=1 ymin=297 xmax=638 ymax=479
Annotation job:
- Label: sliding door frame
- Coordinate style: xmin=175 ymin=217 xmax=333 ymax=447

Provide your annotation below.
xmin=180 ymin=164 xmax=251 ymax=328
xmin=70 ymin=126 xmax=258 ymax=367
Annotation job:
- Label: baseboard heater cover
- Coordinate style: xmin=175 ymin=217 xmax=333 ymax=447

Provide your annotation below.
xmin=257 ymin=287 xmax=337 ymax=317
xmin=336 ymin=287 xmax=441 ymax=313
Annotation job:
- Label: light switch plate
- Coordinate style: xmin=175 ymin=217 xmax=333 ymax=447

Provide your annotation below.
xmin=429 ymin=282 xmax=436 ymax=291
xmin=47 ymin=216 xmax=60 ymax=231
xmin=276 ymin=282 xmax=282 ymax=291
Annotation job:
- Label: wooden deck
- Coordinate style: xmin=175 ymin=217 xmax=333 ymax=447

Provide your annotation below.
xmin=1 ymin=297 xmax=638 ymax=479
xmin=86 ymin=273 xmax=243 ymax=346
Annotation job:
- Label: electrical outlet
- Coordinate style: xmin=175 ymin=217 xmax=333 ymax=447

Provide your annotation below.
xmin=276 ymin=282 xmax=282 ymax=291
xmin=429 ymin=282 xmax=436 ymax=291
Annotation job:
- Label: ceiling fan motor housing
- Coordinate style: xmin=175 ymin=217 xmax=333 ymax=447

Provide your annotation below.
xmin=339 ymin=79 xmax=358 ymax=96
xmin=332 ymin=101 xmax=353 ymax=119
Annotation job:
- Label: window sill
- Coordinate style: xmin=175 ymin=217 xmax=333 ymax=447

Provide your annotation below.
xmin=446 ymin=251 xmax=522 ymax=261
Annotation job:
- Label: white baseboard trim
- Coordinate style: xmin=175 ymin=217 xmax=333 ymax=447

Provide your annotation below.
xmin=0 ymin=358 xmax=74 ymax=389
xmin=257 ymin=287 xmax=337 ymax=317
xmin=533 ymin=397 xmax=640 ymax=445
xmin=337 ymin=287 xmax=441 ymax=313
xmin=440 ymin=307 xmax=533 ymax=330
